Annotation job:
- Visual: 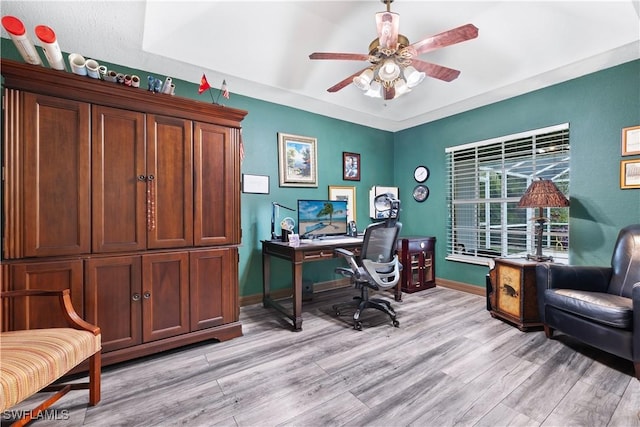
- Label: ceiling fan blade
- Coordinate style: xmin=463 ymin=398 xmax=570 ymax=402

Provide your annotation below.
xmin=309 ymin=52 xmax=370 ymax=61
xmin=327 ymin=67 xmax=370 ymax=93
xmin=410 ymin=23 xmax=479 ymax=56
xmin=411 ymin=59 xmax=461 ymax=82
xmin=375 ymin=11 xmax=400 ymax=51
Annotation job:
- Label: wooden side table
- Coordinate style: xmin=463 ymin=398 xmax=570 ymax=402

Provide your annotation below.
xmin=488 ymin=258 xmax=542 ymax=331
xmin=397 ymin=236 xmax=436 ymax=294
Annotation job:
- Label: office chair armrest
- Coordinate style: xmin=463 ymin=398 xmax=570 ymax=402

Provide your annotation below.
xmin=335 ymin=248 xmax=354 ymax=258
xmin=335 ymin=248 xmax=360 ymax=275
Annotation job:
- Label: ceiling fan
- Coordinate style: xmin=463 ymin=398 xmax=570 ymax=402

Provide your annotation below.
xmin=309 ymin=0 xmax=479 ymax=100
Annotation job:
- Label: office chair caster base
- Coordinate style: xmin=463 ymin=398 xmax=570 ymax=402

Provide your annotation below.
xmin=392 ymin=319 xmax=400 ymax=327
xmin=354 ymin=321 xmax=363 ymax=331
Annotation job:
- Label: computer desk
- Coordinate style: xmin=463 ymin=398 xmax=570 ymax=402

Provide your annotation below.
xmin=261 ymin=237 xmax=402 ymax=331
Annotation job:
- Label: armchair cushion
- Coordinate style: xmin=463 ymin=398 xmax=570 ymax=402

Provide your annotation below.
xmin=0 ymin=289 xmax=101 ymax=425
xmin=544 ymin=289 xmax=633 ymax=329
xmin=0 ymin=328 xmax=102 ymax=411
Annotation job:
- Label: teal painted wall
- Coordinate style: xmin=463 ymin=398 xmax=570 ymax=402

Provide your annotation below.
xmin=394 ymin=60 xmax=640 ymax=287
xmin=2 ymin=39 xmax=638 ymax=295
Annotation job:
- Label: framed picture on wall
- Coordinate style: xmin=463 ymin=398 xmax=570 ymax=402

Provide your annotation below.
xmin=622 ymin=125 xmax=640 ymax=156
xmin=242 ymin=174 xmax=270 ymax=194
xmin=329 ymin=185 xmax=356 ymax=223
xmin=620 ymin=159 xmax=640 ymax=189
xmin=343 ymin=152 xmax=360 ymax=181
xmin=278 ymin=133 xmax=317 ymax=187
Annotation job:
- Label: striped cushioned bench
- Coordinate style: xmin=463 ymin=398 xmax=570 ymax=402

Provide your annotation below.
xmin=0 ymin=290 xmax=101 ymax=426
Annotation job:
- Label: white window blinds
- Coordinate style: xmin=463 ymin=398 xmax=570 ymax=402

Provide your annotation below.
xmin=446 ymin=123 xmax=570 ymax=264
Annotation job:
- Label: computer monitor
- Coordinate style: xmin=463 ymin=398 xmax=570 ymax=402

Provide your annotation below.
xmin=297 ymin=199 xmax=348 ymax=238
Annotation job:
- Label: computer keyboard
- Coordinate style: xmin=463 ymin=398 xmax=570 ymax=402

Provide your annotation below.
xmin=311 ymin=236 xmax=362 ymax=245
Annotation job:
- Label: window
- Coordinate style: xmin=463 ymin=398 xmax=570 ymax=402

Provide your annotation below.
xmin=446 ymin=124 xmax=570 ymax=265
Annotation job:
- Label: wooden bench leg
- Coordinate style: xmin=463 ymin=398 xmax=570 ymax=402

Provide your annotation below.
xmin=89 ymin=351 xmax=101 ymax=405
xmin=12 ymin=385 xmax=72 ymax=427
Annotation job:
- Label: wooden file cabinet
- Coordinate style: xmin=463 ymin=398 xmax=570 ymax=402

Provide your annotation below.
xmin=488 ymin=258 xmax=542 ymax=331
xmin=397 ymin=236 xmax=436 ymax=294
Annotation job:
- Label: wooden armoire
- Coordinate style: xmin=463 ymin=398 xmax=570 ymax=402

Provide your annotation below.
xmin=1 ymin=59 xmax=247 ymax=366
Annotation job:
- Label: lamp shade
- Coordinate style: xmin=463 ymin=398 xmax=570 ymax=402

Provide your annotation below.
xmin=518 ymin=179 xmax=569 ymax=208
xmin=404 ymin=66 xmax=425 ymax=88
xmin=364 ymin=80 xmax=383 ymax=98
xmin=353 ymin=69 xmax=373 ymax=91
xmin=393 ymin=78 xmax=410 ymax=97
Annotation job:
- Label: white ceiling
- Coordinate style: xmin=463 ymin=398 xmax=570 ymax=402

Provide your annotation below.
xmin=2 ymin=1 xmax=639 ymax=131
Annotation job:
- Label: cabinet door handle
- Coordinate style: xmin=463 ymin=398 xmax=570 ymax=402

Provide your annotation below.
xmin=132 ymin=293 xmax=141 ymax=301
xmin=143 ymin=291 xmax=151 ymax=299
xmin=146 ymin=174 xmax=156 ymax=231
xmin=137 ymin=175 xmax=146 ymax=182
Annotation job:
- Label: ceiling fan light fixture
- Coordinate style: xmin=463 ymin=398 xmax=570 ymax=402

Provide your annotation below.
xmin=364 ymin=80 xmax=383 ymax=98
xmin=404 ymin=65 xmax=425 ymax=88
xmin=393 ymin=78 xmax=410 ymax=98
xmin=353 ymin=68 xmax=374 ymax=91
xmin=378 ymin=59 xmax=401 ymax=82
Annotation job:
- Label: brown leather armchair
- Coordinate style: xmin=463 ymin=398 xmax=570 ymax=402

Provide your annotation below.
xmin=536 ymin=224 xmax=640 ymax=380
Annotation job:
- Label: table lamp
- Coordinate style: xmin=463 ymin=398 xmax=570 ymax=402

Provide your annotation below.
xmin=271 ymin=202 xmax=295 ymax=241
xmin=517 ymin=179 xmax=569 ymax=262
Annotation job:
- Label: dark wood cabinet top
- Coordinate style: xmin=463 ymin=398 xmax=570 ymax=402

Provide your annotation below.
xmin=0 ymin=59 xmax=247 ymax=127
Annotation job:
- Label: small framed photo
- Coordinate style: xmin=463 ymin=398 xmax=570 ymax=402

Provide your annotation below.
xmin=278 ymin=133 xmax=317 ymax=187
xmin=329 ymin=185 xmax=356 ymax=223
xmin=622 ymin=125 xmax=640 ymax=156
xmin=620 ymin=159 xmax=640 ymax=189
xmin=343 ymin=152 xmax=360 ymax=181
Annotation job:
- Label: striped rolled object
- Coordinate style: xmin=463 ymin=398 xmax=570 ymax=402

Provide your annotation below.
xmin=0 ymin=328 xmax=102 ymax=411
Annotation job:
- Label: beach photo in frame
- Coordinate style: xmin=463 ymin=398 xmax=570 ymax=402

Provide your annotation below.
xmin=620 ymin=159 xmax=640 ymax=189
xmin=622 ymin=125 xmax=640 ymax=156
xmin=278 ymin=133 xmax=317 ymax=187
xmin=329 ymin=185 xmax=356 ymax=223
xmin=343 ymin=152 xmax=361 ymax=181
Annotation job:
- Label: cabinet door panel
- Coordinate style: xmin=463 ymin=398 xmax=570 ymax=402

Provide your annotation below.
xmin=23 ymin=93 xmax=91 ymax=257
xmin=85 ymin=256 xmax=142 ymax=352
xmin=190 ymin=248 xmax=238 ymax=330
xmin=10 ymin=260 xmax=84 ymax=329
xmin=142 ymin=252 xmax=190 ymax=342
xmin=92 ymin=106 xmax=147 ymax=253
xmin=146 ymin=115 xmax=193 ymax=249
xmin=496 ymin=264 xmax=522 ymax=318
xmin=193 ymin=122 xmax=238 ymax=245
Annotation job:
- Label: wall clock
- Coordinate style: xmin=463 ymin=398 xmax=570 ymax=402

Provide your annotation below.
xmin=414 ymin=165 xmax=429 ymax=183
xmin=413 ymin=184 xmax=429 ymax=202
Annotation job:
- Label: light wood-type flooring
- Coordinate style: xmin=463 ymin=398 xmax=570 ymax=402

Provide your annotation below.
xmin=5 ymin=286 xmax=640 ymax=426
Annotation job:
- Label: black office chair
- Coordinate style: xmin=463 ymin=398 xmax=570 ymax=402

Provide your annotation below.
xmin=333 ymin=194 xmax=402 ymax=330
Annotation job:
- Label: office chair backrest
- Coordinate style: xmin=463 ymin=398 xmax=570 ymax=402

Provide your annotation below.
xmin=361 ymin=221 xmax=403 ymax=263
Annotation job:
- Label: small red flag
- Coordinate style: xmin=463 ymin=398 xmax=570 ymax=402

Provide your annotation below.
xmin=221 ymin=79 xmax=230 ymax=99
xmin=198 ymin=74 xmax=211 ymax=94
